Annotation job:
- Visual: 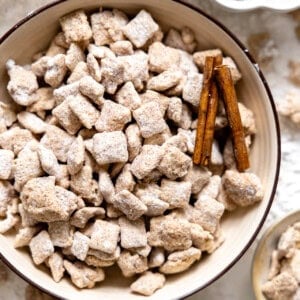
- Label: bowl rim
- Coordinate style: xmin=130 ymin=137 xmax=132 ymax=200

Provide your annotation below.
xmin=251 ymin=209 xmax=300 ymax=300
xmin=0 ymin=0 xmax=281 ymax=299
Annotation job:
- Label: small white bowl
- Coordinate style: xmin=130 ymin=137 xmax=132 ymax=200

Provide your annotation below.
xmin=0 ymin=0 xmax=280 ymax=299
xmin=252 ymin=210 xmax=300 ymax=300
xmin=215 ymin=0 xmax=300 ymax=12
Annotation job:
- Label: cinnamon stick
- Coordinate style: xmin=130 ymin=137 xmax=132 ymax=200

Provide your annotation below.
xmin=200 ymin=54 xmax=222 ymax=166
xmin=200 ymin=81 xmax=219 ymax=166
xmin=193 ymin=56 xmax=215 ymax=165
xmin=215 ymin=65 xmax=250 ymax=172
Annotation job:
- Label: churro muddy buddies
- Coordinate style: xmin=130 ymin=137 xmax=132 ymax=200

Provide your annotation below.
xmin=0 ymin=7 xmax=263 ymax=296
xmin=262 ymin=222 xmax=300 ymax=300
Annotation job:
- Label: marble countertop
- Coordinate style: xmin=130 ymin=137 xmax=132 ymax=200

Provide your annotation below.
xmin=0 ymin=0 xmax=299 ymax=299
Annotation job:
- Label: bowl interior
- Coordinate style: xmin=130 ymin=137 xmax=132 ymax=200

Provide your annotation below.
xmin=0 ymin=0 xmax=280 ymax=299
xmin=252 ymin=210 xmax=300 ymax=300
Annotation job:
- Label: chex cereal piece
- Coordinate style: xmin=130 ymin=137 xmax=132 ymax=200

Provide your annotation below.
xmin=159 ymin=247 xmax=201 ymax=274
xmin=98 ymin=168 xmax=115 ymax=204
xmin=163 ymin=131 xmax=188 ymax=153
xmin=148 ymin=41 xmax=180 ymax=73
xmin=63 ymin=260 xmax=105 ymax=288
xmin=122 ymin=10 xmax=159 ymax=48
xmin=48 ymin=221 xmax=73 ymax=247
xmin=95 ymin=100 xmax=131 ymax=132
xmin=175 ymin=103 xmax=192 ymax=130
xmin=52 ymin=98 xmax=82 ymax=135
xmin=68 ymin=94 xmax=100 ymax=129
xmin=131 ymin=271 xmax=166 ymax=296
xmin=6 ymin=60 xmax=38 ymax=106
xmin=91 ymin=11 xmax=113 ymax=46
xmin=148 ymin=215 xmax=192 ymax=251
xmin=119 ymin=216 xmax=147 ymax=249
xmin=41 ymin=125 xmax=74 ymax=162
xmin=262 ymin=272 xmax=298 ymax=300
xmin=0 ymin=149 xmax=14 ymax=180
xmin=167 ymin=97 xmax=183 ymax=123
xmin=0 ymin=127 xmax=34 ymax=155
xmin=196 ymin=175 xmax=221 ymax=203
xmin=48 ymin=252 xmax=65 ymax=282
xmin=31 ymin=56 xmax=50 ymax=77
xmin=60 ymin=10 xmax=92 ymax=43
xmin=130 ymin=145 xmax=164 ymax=179
xmin=238 ymin=102 xmax=256 ymax=135
xmin=18 ymin=204 xmax=38 ymax=228
xmin=125 ymin=124 xmax=142 ymax=162
xmin=183 ymin=165 xmax=211 ymax=194
xmin=182 ymin=73 xmax=203 ymax=107
xmin=144 ymin=128 xmax=171 ymax=146
xmin=44 ymin=54 xmax=67 ymax=88
xmin=88 ymin=44 xmax=114 ymax=59
xmin=0 ymin=102 xmax=16 ymax=128
xmin=67 ymin=136 xmax=85 ymax=175
xmin=70 ymin=207 xmax=105 ymax=228
xmin=0 ymin=181 xmax=16 ymax=217
xmin=14 ymin=143 xmax=43 ymax=191
xmin=67 ymin=61 xmax=89 ymax=84
xmin=140 ymin=90 xmax=170 ymax=116
xmin=70 ymin=165 xmax=102 ymax=205
xmin=116 ymin=81 xmax=141 ymax=111
xmin=140 ymin=193 xmax=169 ymax=217
xmin=29 ymin=230 xmax=54 ymax=265
xmin=118 ymin=51 xmax=149 ymax=91
xmin=21 ymin=177 xmax=67 ymax=222
xmin=89 ymin=220 xmax=120 ymax=254
xmin=133 ymin=102 xmax=167 ymax=138
xmin=71 ymin=231 xmax=90 ymax=261
xmin=88 ymin=246 xmax=121 ymax=261
xmin=101 ymin=57 xmax=125 ymax=94
xmin=115 ymin=164 xmax=135 ymax=193
xmin=14 ymin=226 xmax=41 ymax=248
xmin=158 ymin=146 xmax=191 ymax=180
xmin=117 ymin=250 xmax=148 ymax=277
xmin=86 ymin=53 xmax=101 ymax=82
xmin=190 ymin=223 xmax=214 ymax=252
xmin=106 ymin=204 xmax=123 ymax=218
xmin=164 ymin=28 xmax=186 ymax=51
xmin=113 ymin=190 xmax=147 ymax=220
xmin=92 ymin=131 xmax=128 ymax=165
xmin=184 ymin=200 xmax=224 ymax=234
xmin=193 ymin=48 xmax=222 ymax=71
xmin=17 ymin=112 xmax=47 ymax=134
xmin=222 ymin=170 xmax=263 ymax=207
xmin=147 ymin=68 xmax=182 ymax=91
xmin=149 ymin=247 xmax=165 ymax=268
xmin=160 ymin=179 xmax=192 ymax=208
xmin=53 ymin=81 xmax=80 ymax=105
xmin=79 ymin=76 xmax=104 ymax=105
xmin=65 ymin=43 xmax=85 ymax=71
xmin=55 ymin=186 xmax=78 ymax=217
xmin=0 ymin=212 xmax=19 ymax=234
xmin=46 ymin=39 xmax=66 ymax=57
xmin=223 ymin=57 xmax=242 ymax=83
xmin=110 ymin=40 xmax=134 ymax=56
xmin=91 ymin=9 xmax=128 ymax=46
xmin=85 ymin=255 xmax=115 ymax=268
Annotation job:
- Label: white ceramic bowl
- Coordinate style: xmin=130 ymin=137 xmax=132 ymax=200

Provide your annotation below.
xmin=215 ymin=0 xmax=300 ymax=12
xmin=252 ymin=210 xmax=300 ymax=300
xmin=0 ymin=0 xmax=280 ymax=299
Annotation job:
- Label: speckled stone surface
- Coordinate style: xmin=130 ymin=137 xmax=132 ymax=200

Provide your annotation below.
xmin=0 ymin=1 xmax=299 ymax=299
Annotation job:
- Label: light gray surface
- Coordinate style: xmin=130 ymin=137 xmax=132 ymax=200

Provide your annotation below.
xmin=0 ymin=0 xmax=299 ymax=299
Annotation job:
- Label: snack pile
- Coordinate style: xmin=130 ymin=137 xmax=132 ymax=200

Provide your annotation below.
xmin=0 ymin=8 xmax=263 ymax=296
xmin=262 ymin=222 xmax=300 ymax=300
